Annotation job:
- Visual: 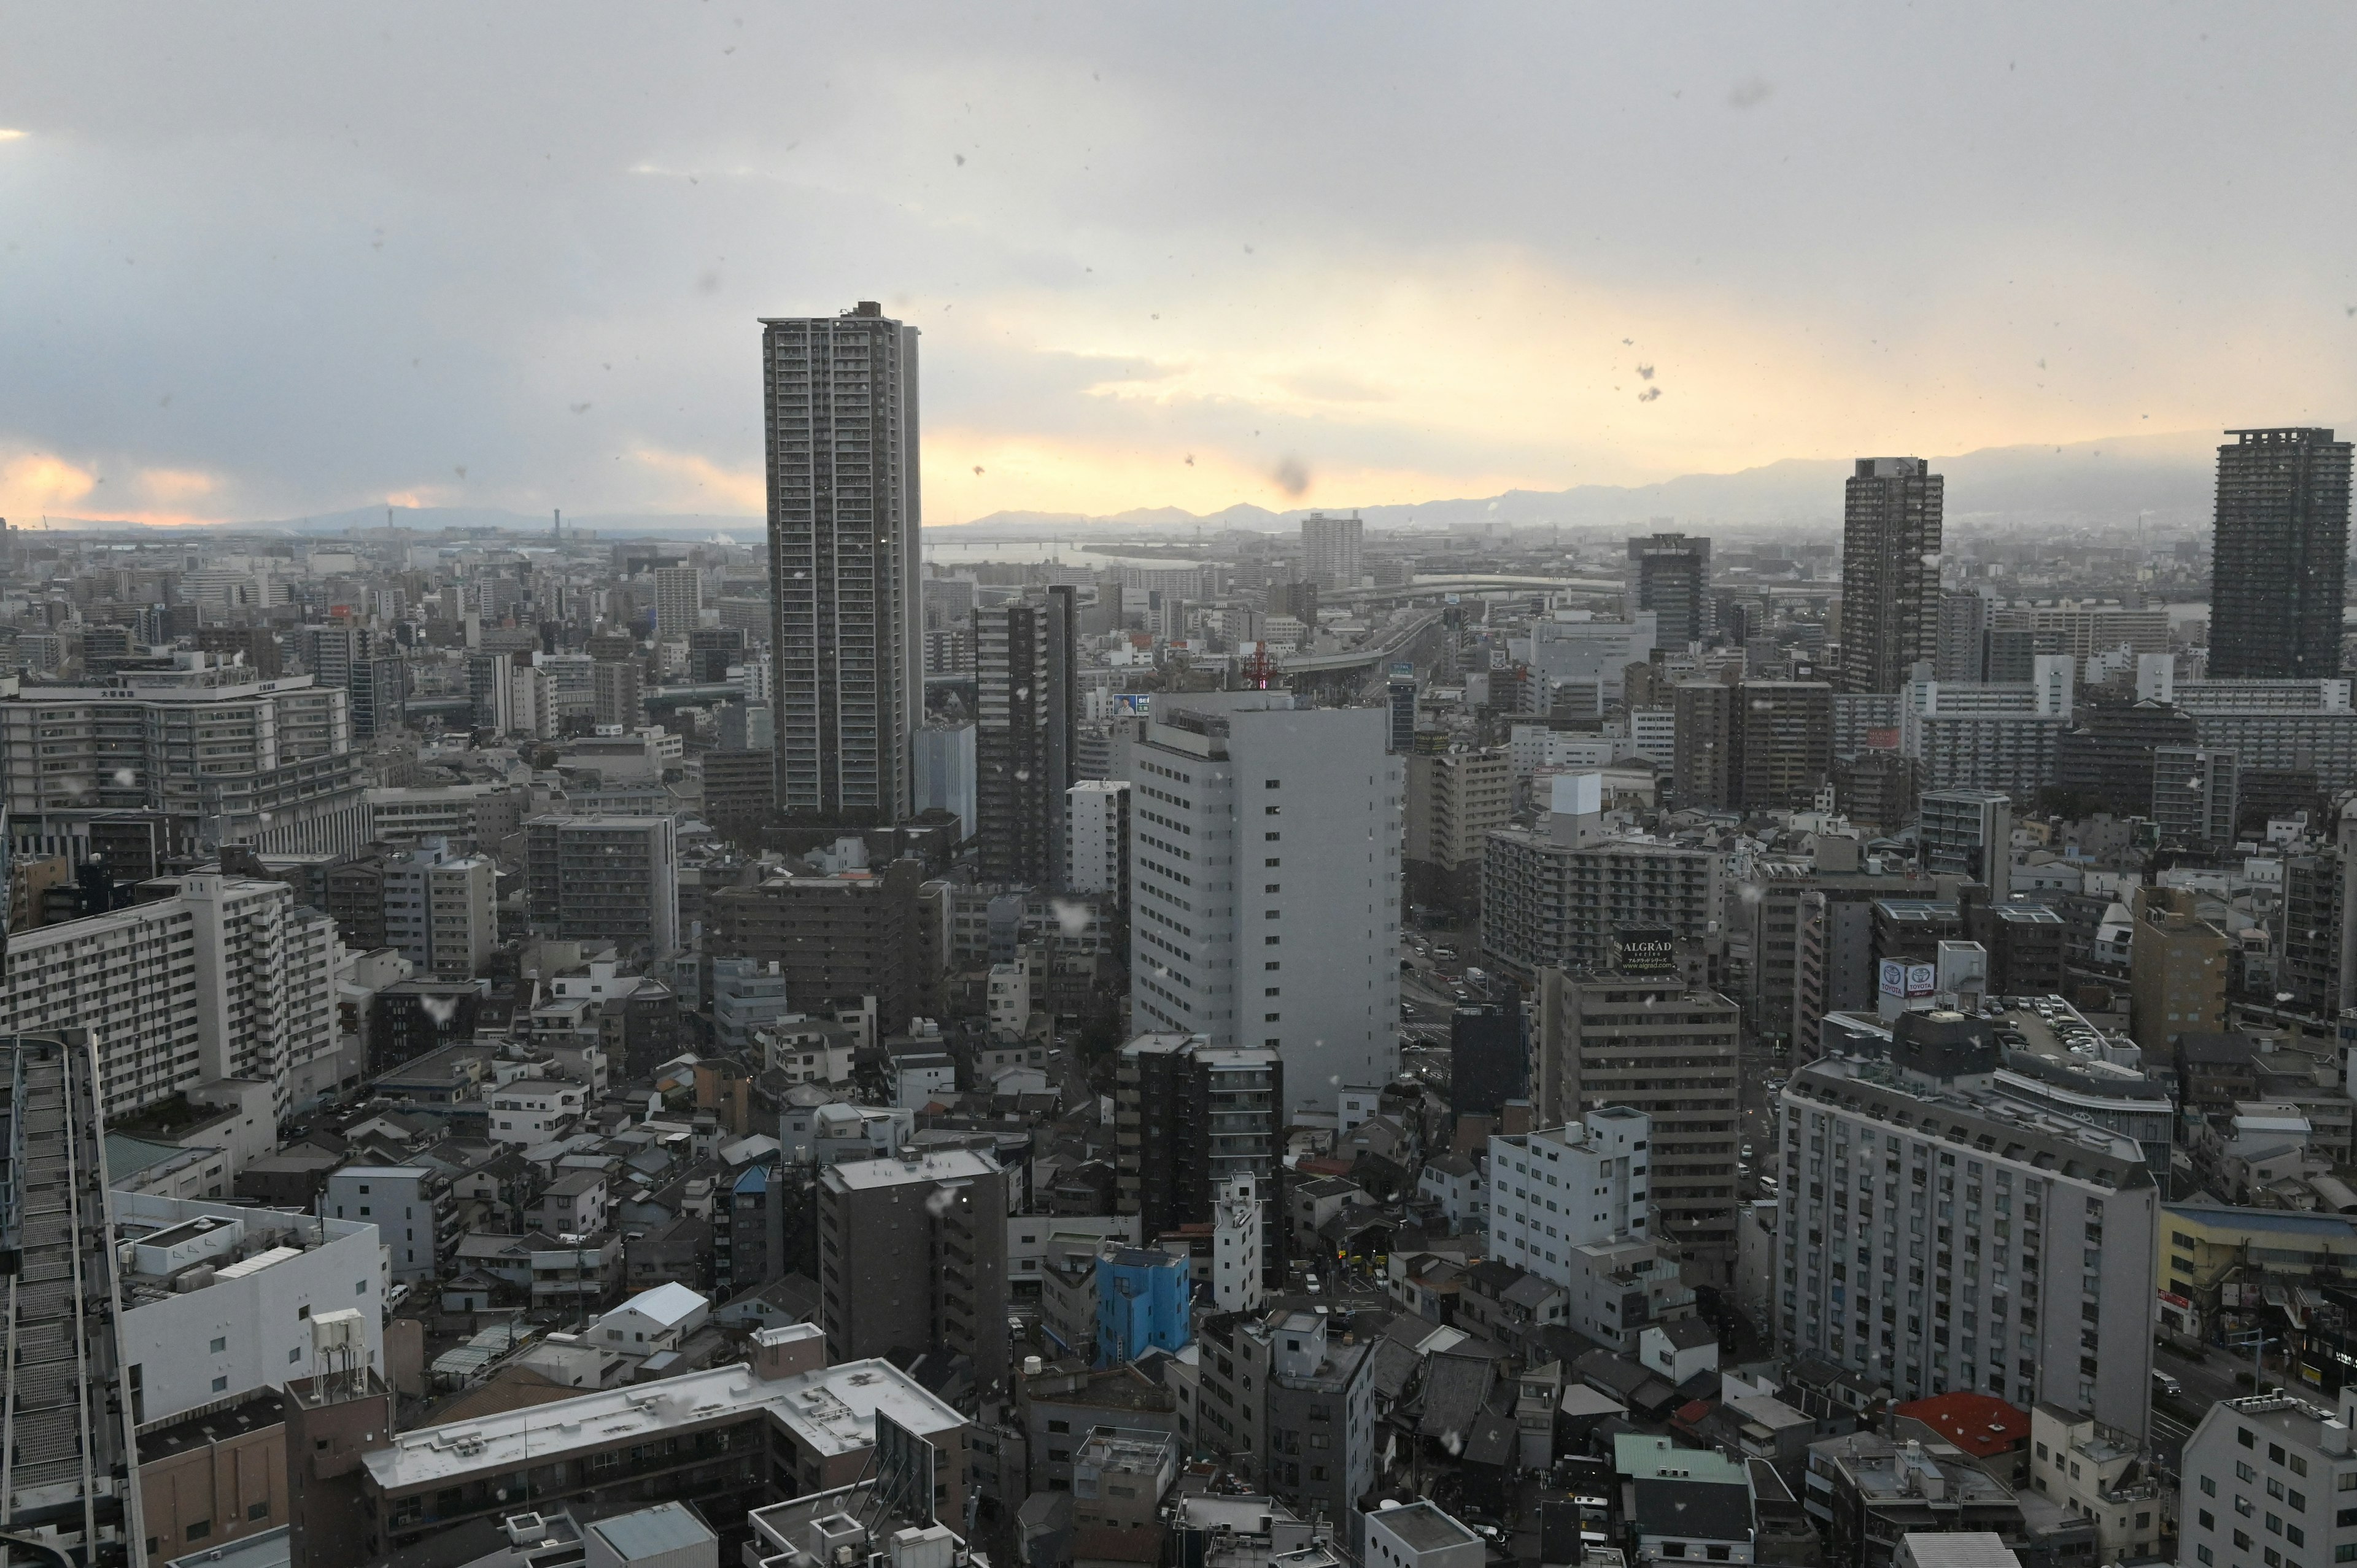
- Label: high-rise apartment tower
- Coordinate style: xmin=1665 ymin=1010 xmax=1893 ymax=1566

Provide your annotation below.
xmin=975 ymin=586 xmax=1077 ymax=885
xmin=762 ymin=303 xmax=923 ymax=826
xmin=1301 ymin=512 xmax=1364 ymax=591
xmin=2209 ymin=427 xmax=2353 ymax=679
xmin=1838 ymin=457 xmax=1943 ymax=694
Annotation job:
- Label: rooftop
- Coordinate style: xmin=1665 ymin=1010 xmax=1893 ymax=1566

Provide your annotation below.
xmin=139 ymin=1390 xmax=287 ymax=1463
xmin=1614 ymin=1433 xmax=1749 ymax=1486
xmin=589 ymin=1501 xmax=719 ymax=1562
xmin=1370 ymin=1501 xmax=1482 ymax=1554
xmin=1790 ymin=1054 xmax=2153 ymax=1191
xmin=1894 ymin=1392 xmax=2031 ymax=1457
xmin=362 ymin=1356 xmax=962 ymax=1493
xmin=821 ymin=1149 xmax=1000 ymax=1191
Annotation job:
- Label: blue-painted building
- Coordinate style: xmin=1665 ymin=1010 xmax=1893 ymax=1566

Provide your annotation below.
xmin=1094 ymin=1246 xmax=1191 ymax=1366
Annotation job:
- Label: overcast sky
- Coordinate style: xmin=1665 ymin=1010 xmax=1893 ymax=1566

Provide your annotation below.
xmin=4 ymin=4 xmax=2354 ymax=528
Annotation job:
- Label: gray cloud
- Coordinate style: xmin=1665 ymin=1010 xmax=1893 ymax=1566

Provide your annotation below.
xmin=0 ymin=3 xmax=2353 ymax=520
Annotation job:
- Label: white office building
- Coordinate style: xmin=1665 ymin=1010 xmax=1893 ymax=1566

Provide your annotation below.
xmin=115 ymin=1193 xmax=385 ymax=1426
xmin=1487 ymin=1106 xmax=1698 ymax=1349
xmin=324 ymin=1165 xmax=446 ymax=1283
xmin=1773 ymin=1009 xmax=2158 ymax=1440
xmin=1066 ymin=779 xmax=1131 ymax=899
xmin=1522 ymin=610 xmax=1659 ymax=705
xmin=1126 ymin=692 xmax=1400 ymax=1111
xmin=1487 ymin=1107 xmax=1652 ymax=1272
xmin=2180 ymin=1392 xmax=2357 ymax=1568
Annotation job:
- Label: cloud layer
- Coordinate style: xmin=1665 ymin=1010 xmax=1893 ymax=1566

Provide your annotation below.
xmin=2 ymin=4 xmax=2354 ymax=527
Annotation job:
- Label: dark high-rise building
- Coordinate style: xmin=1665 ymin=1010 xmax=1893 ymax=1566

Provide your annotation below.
xmin=196 ymin=624 xmax=281 ymax=678
xmin=1628 ymin=531 xmax=1711 ymax=649
xmin=1115 ymin=1035 xmax=1285 ymax=1280
xmin=687 ymin=625 xmax=746 ymax=684
xmin=350 ymin=654 xmax=408 ymax=741
xmin=762 ymin=303 xmax=923 ymax=828
xmin=1449 ymin=991 xmax=1526 ymax=1118
xmin=975 ymin=587 xmax=1076 ymax=886
xmin=816 ymin=1150 xmax=1008 ymax=1390
xmin=1831 ymin=750 xmax=1918 ymax=836
xmin=1933 ymin=590 xmax=1986 ymax=681
xmin=1672 ymin=679 xmax=1832 ymax=812
xmin=706 ymin=859 xmax=926 ymax=1035
xmin=1385 ymin=666 xmax=1418 ymax=753
xmin=2054 ymin=700 xmax=2198 ymax=816
xmin=1837 ymin=457 xmax=1943 ymax=693
xmin=2210 ymin=427 xmax=2353 ymax=679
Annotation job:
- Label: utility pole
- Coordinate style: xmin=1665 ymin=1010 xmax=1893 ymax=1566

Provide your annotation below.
xmin=2226 ymin=1326 xmax=2277 ymax=1396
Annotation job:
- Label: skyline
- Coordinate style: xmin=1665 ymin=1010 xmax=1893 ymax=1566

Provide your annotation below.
xmin=5 ymin=6 xmax=2356 ymax=528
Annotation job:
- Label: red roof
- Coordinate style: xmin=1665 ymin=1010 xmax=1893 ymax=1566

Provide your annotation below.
xmin=1892 ymin=1391 xmax=2031 ymax=1456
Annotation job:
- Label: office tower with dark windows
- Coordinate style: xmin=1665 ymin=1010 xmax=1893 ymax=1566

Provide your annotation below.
xmin=1838 ymin=457 xmax=1943 ymax=694
xmin=1628 ymin=531 xmax=1711 ymax=649
xmin=686 ymin=625 xmax=745 ymax=684
xmin=2209 ymin=427 xmax=2353 ymax=679
xmin=1115 ymin=1033 xmax=1285 ymax=1280
xmin=762 ymin=303 xmax=923 ymax=827
xmin=975 ymin=585 xmax=1077 ymax=886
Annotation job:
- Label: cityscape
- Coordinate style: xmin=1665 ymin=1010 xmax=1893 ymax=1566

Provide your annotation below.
xmin=6 ymin=12 xmax=2357 ymax=1568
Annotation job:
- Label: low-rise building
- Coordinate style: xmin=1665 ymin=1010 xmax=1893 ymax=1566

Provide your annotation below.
xmin=115 ymin=1194 xmax=385 ymax=1426
xmin=1364 ymin=1500 xmax=1485 ymax=1568
xmin=357 ymin=1326 xmax=968 ymax=1559
xmin=2024 ymin=1404 xmax=2171 ymax=1561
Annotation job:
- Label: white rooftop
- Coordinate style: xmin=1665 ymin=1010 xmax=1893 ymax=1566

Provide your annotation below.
xmin=362 ymin=1356 xmax=962 ymax=1492
xmin=607 ymin=1281 xmax=707 ymax=1329
xmin=821 ymin=1149 xmax=999 ymax=1190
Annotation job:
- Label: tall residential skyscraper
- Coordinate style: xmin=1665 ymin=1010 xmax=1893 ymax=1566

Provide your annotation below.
xmin=1300 ymin=511 xmax=1364 ymax=590
xmin=762 ymin=303 xmax=923 ymax=827
xmin=1837 ymin=457 xmax=1943 ymax=694
xmin=652 ymin=564 xmax=702 ymax=643
xmin=1933 ymin=590 xmax=1987 ymax=682
xmin=1627 ymin=531 xmax=1711 ymax=649
xmin=975 ymin=585 xmax=1076 ymax=886
xmin=1126 ymin=692 xmax=1399 ymax=1108
xmin=2209 ymin=427 xmax=2353 ymax=679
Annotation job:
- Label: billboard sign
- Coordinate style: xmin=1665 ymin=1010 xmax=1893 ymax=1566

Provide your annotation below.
xmin=1878 ymin=960 xmax=1936 ymax=997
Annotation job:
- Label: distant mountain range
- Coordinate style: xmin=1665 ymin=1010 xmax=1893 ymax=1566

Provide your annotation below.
xmin=951 ymin=428 xmax=2231 ymax=537
xmin=37 ymin=426 xmax=2242 ymax=539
